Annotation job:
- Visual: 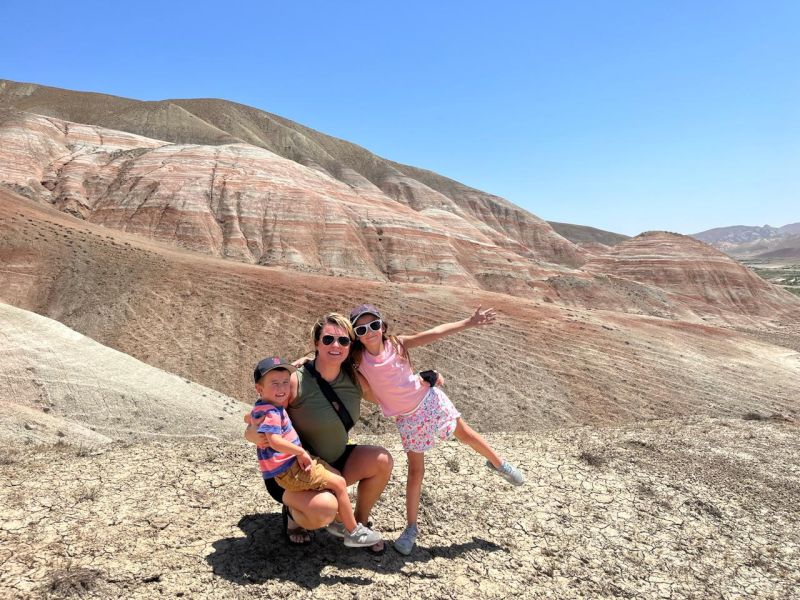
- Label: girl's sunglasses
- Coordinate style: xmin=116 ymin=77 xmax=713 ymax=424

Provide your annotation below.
xmin=354 ymin=319 xmax=382 ymax=337
xmin=320 ymin=335 xmax=351 ymax=346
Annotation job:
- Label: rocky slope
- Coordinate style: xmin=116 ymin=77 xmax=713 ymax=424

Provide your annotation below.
xmin=2 ymin=188 xmax=798 ymax=433
xmin=547 ymin=221 xmax=630 ymax=247
xmin=0 ymin=107 xmax=563 ymax=293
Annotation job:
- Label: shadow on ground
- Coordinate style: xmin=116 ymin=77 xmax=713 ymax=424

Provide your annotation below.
xmin=206 ymin=513 xmax=507 ymax=589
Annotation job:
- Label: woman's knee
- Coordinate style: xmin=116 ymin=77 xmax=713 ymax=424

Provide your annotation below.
xmin=376 ymin=447 xmax=394 ymax=476
xmin=286 ymin=492 xmax=337 ymax=529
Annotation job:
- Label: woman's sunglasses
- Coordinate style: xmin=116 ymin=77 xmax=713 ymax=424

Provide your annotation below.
xmin=354 ymin=319 xmax=382 ymax=337
xmin=320 ymin=335 xmax=351 ymax=347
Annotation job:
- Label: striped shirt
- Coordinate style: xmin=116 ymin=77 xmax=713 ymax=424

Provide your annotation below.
xmin=251 ymin=401 xmax=301 ymax=478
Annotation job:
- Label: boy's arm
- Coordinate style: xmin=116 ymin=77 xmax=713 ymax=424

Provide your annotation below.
xmin=265 ymin=433 xmax=312 ymax=471
xmin=399 ymin=305 xmax=496 ymax=350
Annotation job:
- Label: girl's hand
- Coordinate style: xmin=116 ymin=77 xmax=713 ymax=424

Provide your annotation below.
xmin=468 ymin=305 xmax=496 ymax=327
xmin=292 ymin=354 xmax=313 ymax=368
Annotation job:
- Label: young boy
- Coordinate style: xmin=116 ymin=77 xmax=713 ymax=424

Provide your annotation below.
xmin=250 ymin=356 xmax=381 ymax=548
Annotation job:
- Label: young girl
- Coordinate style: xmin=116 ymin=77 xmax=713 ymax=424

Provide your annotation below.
xmin=349 ymin=303 xmax=524 ymax=555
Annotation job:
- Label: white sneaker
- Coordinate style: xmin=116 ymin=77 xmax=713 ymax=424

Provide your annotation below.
xmin=344 ymin=523 xmax=382 ymax=548
xmin=486 ymin=459 xmax=524 ymax=486
xmin=393 ymin=523 xmax=418 ymax=555
xmin=325 ymin=521 xmax=347 ymax=538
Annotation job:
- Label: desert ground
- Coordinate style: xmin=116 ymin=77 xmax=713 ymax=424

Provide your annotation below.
xmin=2 ymin=417 xmax=798 ymax=599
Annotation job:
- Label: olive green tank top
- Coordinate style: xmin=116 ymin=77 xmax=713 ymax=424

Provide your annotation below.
xmin=287 ymin=366 xmax=362 ymax=464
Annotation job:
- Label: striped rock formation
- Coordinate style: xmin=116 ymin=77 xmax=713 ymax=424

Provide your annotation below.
xmin=0 ymin=108 xmax=560 ymax=292
xmin=582 ymin=231 xmax=799 ymax=323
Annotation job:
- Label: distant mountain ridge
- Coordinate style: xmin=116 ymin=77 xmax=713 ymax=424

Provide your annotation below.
xmin=547 ymin=221 xmax=630 ymax=247
xmin=692 ymin=222 xmax=800 ymax=259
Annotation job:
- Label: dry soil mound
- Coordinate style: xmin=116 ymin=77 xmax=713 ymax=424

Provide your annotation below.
xmin=0 ymin=302 xmax=247 ymax=445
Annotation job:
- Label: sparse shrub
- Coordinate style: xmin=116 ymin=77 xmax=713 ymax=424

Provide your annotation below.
xmin=0 ymin=448 xmax=18 ymax=465
xmin=445 ymin=455 xmax=460 ymax=473
xmin=742 ymin=412 xmax=766 ymax=421
xmin=76 ymin=485 xmax=100 ymax=502
xmin=685 ymin=498 xmax=723 ymax=520
xmin=578 ymin=450 xmax=606 ymax=467
xmin=636 ymin=483 xmax=656 ymax=497
xmin=46 ymin=563 xmax=102 ymax=598
xmin=624 ymin=439 xmax=657 ymax=451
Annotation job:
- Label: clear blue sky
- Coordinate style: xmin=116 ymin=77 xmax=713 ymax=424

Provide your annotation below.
xmin=3 ymin=1 xmax=798 ymax=235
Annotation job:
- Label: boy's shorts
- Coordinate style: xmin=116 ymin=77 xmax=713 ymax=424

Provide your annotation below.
xmin=274 ymin=457 xmax=337 ymax=493
xmin=395 ymin=387 xmax=461 ymax=453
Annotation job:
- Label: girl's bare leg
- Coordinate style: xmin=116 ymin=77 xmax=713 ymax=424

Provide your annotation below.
xmin=405 ymin=451 xmax=425 ymax=525
xmin=453 ymin=417 xmax=503 ymax=468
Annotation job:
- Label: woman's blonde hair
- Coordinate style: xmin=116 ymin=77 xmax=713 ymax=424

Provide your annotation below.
xmin=310 ymin=312 xmax=357 ymax=383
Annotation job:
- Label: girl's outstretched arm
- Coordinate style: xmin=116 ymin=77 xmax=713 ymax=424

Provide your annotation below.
xmin=399 ymin=305 xmax=496 ymax=349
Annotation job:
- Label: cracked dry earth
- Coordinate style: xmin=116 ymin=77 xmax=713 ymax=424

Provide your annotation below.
xmin=2 ymin=417 xmax=799 ymax=599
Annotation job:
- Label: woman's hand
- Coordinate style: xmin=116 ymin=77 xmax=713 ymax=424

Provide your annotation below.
xmin=243 ymin=414 xmax=270 ymax=447
xmin=468 ymin=304 xmax=496 ymax=327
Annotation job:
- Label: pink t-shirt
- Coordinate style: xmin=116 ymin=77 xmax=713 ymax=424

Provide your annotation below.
xmin=357 ymin=340 xmax=428 ymax=417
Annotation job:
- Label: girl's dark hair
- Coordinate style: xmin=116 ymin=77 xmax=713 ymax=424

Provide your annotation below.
xmin=351 ymin=312 xmax=412 ymax=371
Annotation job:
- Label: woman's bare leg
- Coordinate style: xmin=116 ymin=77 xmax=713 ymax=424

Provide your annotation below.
xmin=453 ymin=417 xmax=502 ymax=468
xmin=283 ymin=489 xmax=338 ymax=535
xmin=340 ymin=445 xmax=393 ymax=524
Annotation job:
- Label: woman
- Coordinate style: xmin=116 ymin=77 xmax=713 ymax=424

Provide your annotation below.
xmin=244 ymin=312 xmax=394 ymax=550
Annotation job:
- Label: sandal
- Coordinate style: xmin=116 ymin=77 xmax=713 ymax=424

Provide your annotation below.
xmin=282 ymin=505 xmax=312 ymax=546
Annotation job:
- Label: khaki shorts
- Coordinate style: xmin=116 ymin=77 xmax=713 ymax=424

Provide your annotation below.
xmin=274 ymin=457 xmax=338 ymax=493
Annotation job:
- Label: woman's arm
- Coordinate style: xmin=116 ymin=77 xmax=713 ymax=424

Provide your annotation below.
xmin=399 ymin=305 xmax=496 ymax=350
xmin=244 ymin=415 xmax=268 ymax=446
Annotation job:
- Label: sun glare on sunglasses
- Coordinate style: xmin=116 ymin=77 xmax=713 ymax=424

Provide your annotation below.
xmin=320 ymin=335 xmax=351 ymax=346
xmin=354 ymin=319 xmax=382 ymax=337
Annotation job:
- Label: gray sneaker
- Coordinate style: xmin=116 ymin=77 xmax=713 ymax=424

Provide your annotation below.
xmin=486 ymin=460 xmax=524 ymax=486
xmin=344 ymin=523 xmax=382 ymax=548
xmin=393 ymin=523 xmax=418 ymax=555
xmin=325 ymin=521 xmax=347 ymax=538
